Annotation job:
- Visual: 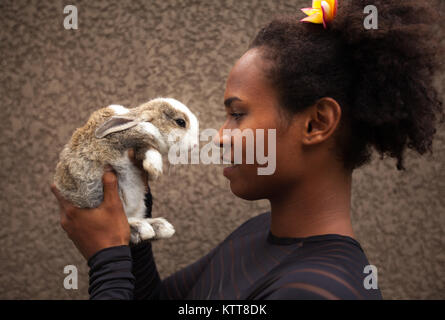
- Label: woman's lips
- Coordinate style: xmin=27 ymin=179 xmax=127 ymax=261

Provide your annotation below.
xmin=221 ymin=154 xmax=241 ymax=178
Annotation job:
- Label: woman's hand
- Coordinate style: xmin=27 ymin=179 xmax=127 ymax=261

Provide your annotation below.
xmin=50 ymin=166 xmax=131 ymax=260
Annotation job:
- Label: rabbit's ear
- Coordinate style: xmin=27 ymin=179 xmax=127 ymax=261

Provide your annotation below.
xmin=95 ymin=116 xmax=139 ymax=138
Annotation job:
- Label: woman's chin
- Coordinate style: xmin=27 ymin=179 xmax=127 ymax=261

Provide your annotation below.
xmin=229 ymin=180 xmax=263 ymax=201
xmin=223 ymin=164 xmax=267 ymax=200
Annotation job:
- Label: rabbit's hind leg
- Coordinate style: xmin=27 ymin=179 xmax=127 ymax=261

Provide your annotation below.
xmin=128 ymin=217 xmax=156 ymax=244
xmin=145 ymin=217 xmax=175 ymax=239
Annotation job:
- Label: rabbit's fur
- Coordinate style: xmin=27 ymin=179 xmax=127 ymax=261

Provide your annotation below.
xmin=53 ymin=98 xmax=199 ymax=244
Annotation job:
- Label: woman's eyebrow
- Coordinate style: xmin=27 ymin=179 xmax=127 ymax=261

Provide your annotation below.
xmin=224 ymin=97 xmax=242 ymax=108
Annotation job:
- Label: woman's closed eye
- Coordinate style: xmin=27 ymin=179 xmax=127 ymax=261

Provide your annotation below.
xmin=230 ymin=112 xmax=245 ymax=120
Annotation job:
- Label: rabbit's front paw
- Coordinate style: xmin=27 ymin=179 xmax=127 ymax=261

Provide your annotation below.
xmin=147 ymin=217 xmax=175 ymax=239
xmin=128 ymin=217 xmax=156 ymax=244
xmin=143 ymin=149 xmax=163 ymax=181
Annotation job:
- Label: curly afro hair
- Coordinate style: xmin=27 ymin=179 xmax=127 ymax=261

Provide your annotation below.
xmin=249 ymin=0 xmax=444 ymax=171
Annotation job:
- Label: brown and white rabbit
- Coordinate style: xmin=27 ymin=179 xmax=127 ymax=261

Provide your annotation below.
xmin=53 ymin=97 xmax=199 ymax=244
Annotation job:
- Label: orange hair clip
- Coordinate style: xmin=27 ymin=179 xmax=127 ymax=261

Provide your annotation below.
xmin=301 ymin=0 xmax=338 ymax=29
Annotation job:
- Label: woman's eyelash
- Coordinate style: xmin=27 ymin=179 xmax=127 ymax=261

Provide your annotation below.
xmin=230 ymin=112 xmax=244 ymax=120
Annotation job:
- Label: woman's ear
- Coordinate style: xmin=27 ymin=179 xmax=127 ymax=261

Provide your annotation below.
xmin=301 ymin=97 xmax=342 ymax=146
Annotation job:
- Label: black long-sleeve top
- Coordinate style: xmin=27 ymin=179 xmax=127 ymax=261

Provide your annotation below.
xmin=87 ymin=194 xmax=383 ymax=300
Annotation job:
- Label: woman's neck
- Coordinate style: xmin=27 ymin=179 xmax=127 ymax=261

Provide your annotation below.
xmin=269 ymin=168 xmax=355 ymax=240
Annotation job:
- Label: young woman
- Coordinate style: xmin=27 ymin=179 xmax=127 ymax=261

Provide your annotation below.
xmin=51 ymin=0 xmax=443 ymax=299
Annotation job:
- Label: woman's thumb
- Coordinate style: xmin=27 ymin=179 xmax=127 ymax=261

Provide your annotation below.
xmin=102 ymin=165 xmax=119 ymax=204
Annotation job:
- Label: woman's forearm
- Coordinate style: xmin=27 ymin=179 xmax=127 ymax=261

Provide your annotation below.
xmin=130 ymin=241 xmax=163 ymax=300
xmin=88 ymin=245 xmax=135 ymax=300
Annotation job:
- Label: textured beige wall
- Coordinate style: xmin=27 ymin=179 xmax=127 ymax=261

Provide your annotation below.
xmin=0 ymin=0 xmax=444 ymax=299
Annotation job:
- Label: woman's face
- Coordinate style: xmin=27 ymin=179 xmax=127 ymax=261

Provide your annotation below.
xmin=215 ymin=48 xmax=306 ymax=201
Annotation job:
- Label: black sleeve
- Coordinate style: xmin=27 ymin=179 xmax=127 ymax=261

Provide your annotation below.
xmin=132 ymin=240 xmax=218 ymax=299
xmin=130 ymin=188 xmax=162 ymax=299
xmin=88 ymin=190 xmax=218 ymax=300
xmin=87 ymin=190 xmax=155 ymax=300
xmin=87 ymin=235 xmax=218 ymax=300
xmin=88 ymin=245 xmax=135 ymax=300
xmin=130 ymin=240 xmax=162 ymax=299
xmin=130 ymin=188 xmax=218 ymax=299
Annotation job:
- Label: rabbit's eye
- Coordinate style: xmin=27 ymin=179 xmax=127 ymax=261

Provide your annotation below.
xmin=175 ymin=118 xmax=186 ymax=128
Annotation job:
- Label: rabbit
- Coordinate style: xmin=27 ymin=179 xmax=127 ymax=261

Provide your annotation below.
xmin=53 ymin=97 xmax=199 ymax=244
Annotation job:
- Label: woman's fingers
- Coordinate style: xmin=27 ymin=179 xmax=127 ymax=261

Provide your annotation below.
xmin=127 ymin=148 xmax=139 ymax=167
xmin=128 ymin=148 xmax=144 ymax=170
xmin=128 ymin=148 xmax=135 ymax=162
xmin=50 ymin=184 xmax=75 ymax=231
xmin=50 ymin=183 xmax=71 ymax=212
xmin=127 ymin=148 xmax=149 ymax=189
xmin=102 ymin=165 xmax=120 ymax=207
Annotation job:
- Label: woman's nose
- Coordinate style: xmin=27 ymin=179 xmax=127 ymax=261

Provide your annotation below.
xmin=212 ymin=128 xmax=231 ymax=148
xmin=212 ymin=130 xmax=223 ymax=147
